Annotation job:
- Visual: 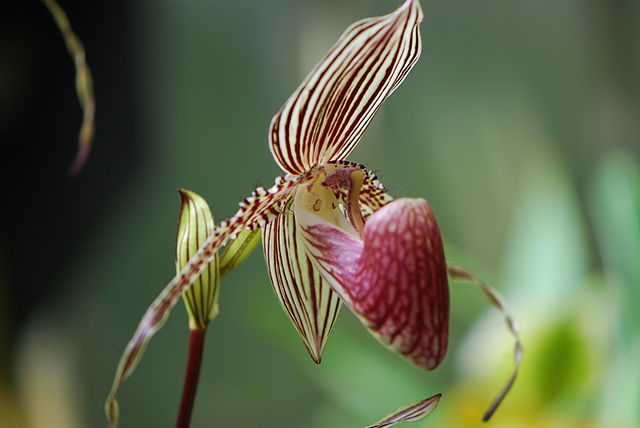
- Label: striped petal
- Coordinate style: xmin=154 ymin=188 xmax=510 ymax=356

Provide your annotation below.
xmin=105 ymin=174 xmax=302 ymax=427
xmin=262 ymin=204 xmax=341 ymax=363
xmin=43 ymin=0 xmax=95 ymax=175
xmin=296 ymin=195 xmax=449 ymax=370
xmin=448 ymin=264 xmax=523 ymax=421
xmin=269 ymin=0 xmax=423 ymax=174
xmin=366 ymin=393 xmax=441 ymax=428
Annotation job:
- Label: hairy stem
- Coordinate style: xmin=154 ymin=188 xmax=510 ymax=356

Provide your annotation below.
xmin=176 ymin=328 xmax=207 ymax=428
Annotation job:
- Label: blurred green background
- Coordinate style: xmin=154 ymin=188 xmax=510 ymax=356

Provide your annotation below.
xmin=1 ymin=0 xmax=639 ymax=427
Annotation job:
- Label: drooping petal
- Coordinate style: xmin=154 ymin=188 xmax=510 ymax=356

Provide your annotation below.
xmin=447 ymin=264 xmax=523 ymax=421
xmin=262 ymin=204 xmax=341 ymax=363
xmin=42 ymin=0 xmax=95 ymax=175
xmin=296 ymin=196 xmax=449 ymax=370
xmin=105 ymin=174 xmax=302 ymax=427
xmin=269 ymin=0 xmax=423 ymax=174
xmin=366 ymin=393 xmax=441 ymax=428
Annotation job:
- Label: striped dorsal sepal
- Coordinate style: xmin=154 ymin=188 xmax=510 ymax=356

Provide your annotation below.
xmin=269 ymin=0 xmax=424 ymax=174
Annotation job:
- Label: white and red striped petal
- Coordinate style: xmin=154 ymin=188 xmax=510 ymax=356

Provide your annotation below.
xmin=296 ymin=196 xmax=449 ymax=370
xmin=262 ymin=206 xmax=341 ymax=363
xmin=269 ymin=0 xmax=423 ymax=174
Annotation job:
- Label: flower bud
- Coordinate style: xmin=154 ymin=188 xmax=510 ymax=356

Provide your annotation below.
xmin=220 ymin=229 xmax=261 ymax=278
xmin=176 ymin=189 xmax=220 ymax=330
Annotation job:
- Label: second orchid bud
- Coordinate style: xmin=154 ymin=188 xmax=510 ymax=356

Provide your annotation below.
xmin=176 ymin=189 xmax=220 ymax=330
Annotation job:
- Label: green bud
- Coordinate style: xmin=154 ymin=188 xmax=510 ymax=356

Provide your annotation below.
xmin=220 ymin=229 xmax=261 ymax=278
xmin=176 ymin=189 xmax=220 ymax=330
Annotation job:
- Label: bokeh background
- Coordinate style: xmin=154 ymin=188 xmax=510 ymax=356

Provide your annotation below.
xmin=1 ymin=0 xmax=639 ymax=427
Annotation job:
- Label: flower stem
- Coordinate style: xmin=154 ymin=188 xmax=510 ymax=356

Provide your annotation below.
xmin=176 ymin=327 xmax=207 ymax=428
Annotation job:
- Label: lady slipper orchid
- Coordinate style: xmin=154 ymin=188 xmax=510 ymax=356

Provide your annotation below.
xmin=107 ymin=0 xmax=519 ymax=425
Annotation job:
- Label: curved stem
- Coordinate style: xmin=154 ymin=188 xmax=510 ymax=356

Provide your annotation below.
xmin=176 ymin=328 xmax=207 ymax=428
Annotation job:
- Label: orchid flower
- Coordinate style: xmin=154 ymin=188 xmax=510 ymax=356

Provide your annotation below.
xmin=107 ymin=0 xmax=520 ymax=426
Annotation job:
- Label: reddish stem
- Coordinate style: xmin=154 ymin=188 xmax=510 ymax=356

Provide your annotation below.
xmin=176 ymin=328 xmax=207 ymax=428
